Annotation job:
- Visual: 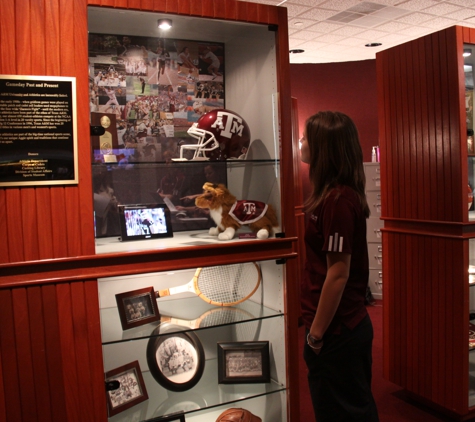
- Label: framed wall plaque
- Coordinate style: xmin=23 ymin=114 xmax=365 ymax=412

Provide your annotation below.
xmin=0 ymin=75 xmax=78 ymax=186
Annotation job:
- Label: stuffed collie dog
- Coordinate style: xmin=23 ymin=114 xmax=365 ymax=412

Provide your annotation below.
xmin=195 ymin=182 xmax=279 ymax=241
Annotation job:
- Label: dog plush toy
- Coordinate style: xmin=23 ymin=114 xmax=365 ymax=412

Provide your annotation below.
xmin=195 ymin=182 xmax=279 ymax=241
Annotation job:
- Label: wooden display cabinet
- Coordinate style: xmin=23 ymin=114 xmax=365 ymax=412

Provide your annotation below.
xmin=0 ymin=1 xmax=301 ymax=421
xmin=377 ymin=25 xmax=475 ymax=420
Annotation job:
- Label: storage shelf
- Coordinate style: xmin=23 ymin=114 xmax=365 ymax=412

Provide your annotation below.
xmin=96 ymin=229 xmax=264 ymax=254
xmin=107 ymin=360 xmax=286 ymax=422
xmin=101 ymin=297 xmax=283 ymax=345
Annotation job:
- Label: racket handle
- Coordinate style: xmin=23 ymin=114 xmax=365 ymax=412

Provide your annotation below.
xmin=156 ymin=289 xmax=170 ymax=298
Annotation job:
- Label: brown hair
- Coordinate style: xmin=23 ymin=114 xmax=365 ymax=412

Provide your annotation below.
xmin=303 ymin=111 xmax=370 ymax=217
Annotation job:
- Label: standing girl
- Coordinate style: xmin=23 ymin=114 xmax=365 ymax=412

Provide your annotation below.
xmin=300 ymin=111 xmax=379 ymax=422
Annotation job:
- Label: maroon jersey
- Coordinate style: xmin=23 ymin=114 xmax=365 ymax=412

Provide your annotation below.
xmin=229 ymin=200 xmax=268 ymax=224
xmin=300 ymin=185 xmax=369 ymax=334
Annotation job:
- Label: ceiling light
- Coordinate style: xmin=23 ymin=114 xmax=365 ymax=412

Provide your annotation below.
xmin=365 ymin=43 xmax=382 ymax=47
xmin=290 ymin=49 xmax=305 ymax=54
xmin=157 ymin=19 xmax=172 ymax=30
xmin=294 ymin=22 xmax=303 ymax=27
xmin=464 ymin=49 xmax=472 ymax=57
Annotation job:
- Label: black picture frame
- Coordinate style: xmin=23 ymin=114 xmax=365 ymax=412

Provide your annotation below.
xmin=147 ymin=323 xmax=205 ymax=392
xmin=118 ymin=203 xmax=173 ymax=242
xmin=105 ymin=360 xmax=149 ymax=417
xmin=116 ymin=287 xmax=160 ymax=330
xmin=217 ymin=341 xmax=270 ymax=384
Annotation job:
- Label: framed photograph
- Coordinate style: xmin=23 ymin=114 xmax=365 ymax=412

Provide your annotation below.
xmin=105 ymin=360 xmax=149 ymax=417
xmin=116 ymin=287 xmax=160 ymax=330
xmin=147 ymin=323 xmax=205 ymax=392
xmin=149 ymin=412 xmax=185 ymax=422
xmin=217 ymin=341 xmax=270 ymax=384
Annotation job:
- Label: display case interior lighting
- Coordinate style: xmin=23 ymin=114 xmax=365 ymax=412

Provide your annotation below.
xmin=157 ymin=19 xmax=172 ymax=30
xmin=464 ymin=48 xmax=472 ymax=57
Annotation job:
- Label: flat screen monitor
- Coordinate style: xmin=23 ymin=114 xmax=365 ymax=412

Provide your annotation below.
xmin=118 ymin=203 xmax=173 ymax=242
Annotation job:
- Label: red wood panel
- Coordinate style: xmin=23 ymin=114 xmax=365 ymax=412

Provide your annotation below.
xmin=214 ymin=0 xmax=226 ymax=19
xmin=383 ymin=230 xmax=469 ymax=413
xmin=57 ymin=283 xmax=80 ymax=421
xmin=141 ymin=0 xmax=154 ymax=10
xmin=225 ymin=0 xmax=237 ymax=21
xmin=0 ymin=356 xmax=5 ymax=422
xmin=0 ymin=290 xmax=22 ymax=421
xmin=237 ymin=0 xmax=248 ymax=21
xmin=114 ymin=0 xmax=128 ymax=8
xmin=413 ymin=37 xmax=426 ymax=221
xmin=42 ymin=284 xmax=68 ymax=421
xmin=244 ymin=1 xmax=258 ymax=23
xmin=257 ymin=4 xmax=269 ymax=24
xmin=71 ymin=282 xmax=95 ymax=417
xmin=165 ymin=0 xmax=179 ymax=14
xmin=190 ymin=0 xmax=202 ymax=16
xmin=12 ymin=287 xmax=37 ymax=421
xmin=201 ymin=0 xmax=214 ymax=17
xmin=28 ymin=286 xmax=53 ymax=422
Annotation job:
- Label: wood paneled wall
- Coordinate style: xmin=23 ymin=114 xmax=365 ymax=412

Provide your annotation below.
xmin=377 ymin=26 xmax=475 ymax=417
xmin=0 ymin=1 xmax=298 ymax=421
xmin=377 ymin=27 xmax=464 ymax=224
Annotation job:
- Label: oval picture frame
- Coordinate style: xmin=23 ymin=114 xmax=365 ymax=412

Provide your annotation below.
xmin=146 ymin=323 xmax=205 ymax=392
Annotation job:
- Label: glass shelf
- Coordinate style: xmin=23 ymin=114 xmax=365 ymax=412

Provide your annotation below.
xmin=101 ymin=297 xmax=283 ymax=345
xmin=107 ymin=361 xmax=286 ymax=422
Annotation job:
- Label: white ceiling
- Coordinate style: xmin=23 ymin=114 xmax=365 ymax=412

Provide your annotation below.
xmin=244 ymin=0 xmax=475 ymax=63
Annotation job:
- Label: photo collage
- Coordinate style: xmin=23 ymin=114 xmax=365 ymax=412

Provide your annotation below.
xmin=88 ymin=33 xmax=225 ymax=163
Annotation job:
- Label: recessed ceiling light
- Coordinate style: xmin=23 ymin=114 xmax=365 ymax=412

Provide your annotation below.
xmin=365 ymin=42 xmax=382 ymax=47
xmin=157 ymin=19 xmax=172 ymax=30
xmin=294 ymin=22 xmax=303 ymax=26
xmin=289 ymin=49 xmax=305 ymax=54
xmin=464 ymin=49 xmax=472 ymax=57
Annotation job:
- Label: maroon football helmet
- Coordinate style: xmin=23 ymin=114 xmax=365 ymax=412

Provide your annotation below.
xmin=182 ymin=109 xmax=251 ymax=160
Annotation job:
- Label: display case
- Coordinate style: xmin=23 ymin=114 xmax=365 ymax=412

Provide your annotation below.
xmin=99 ymin=261 xmax=287 ymax=421
xmin=88 ymin=3 xmax=299 ymax=422
xmin=377 ymin=26 xmax=475 ymax=420
xmin=0 ymin=1 xmax=300 ymax=422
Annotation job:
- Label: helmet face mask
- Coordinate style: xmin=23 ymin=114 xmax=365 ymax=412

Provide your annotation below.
xmin=183 ymin=109 xmax=251 ymax=161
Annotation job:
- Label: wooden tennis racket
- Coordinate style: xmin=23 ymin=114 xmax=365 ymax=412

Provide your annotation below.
xmin=156 ymin=262 xmax=261 ymax=306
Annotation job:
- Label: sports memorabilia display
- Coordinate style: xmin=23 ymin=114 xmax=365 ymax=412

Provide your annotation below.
xmin=88 ymin=33 xmax=225 ymax=163
xmin=156 ymin=262 xmax=261 ymax=307
xmin=195 ymin=182 xmax=279 ymax=240
xmin=175 ymin=109 xmax=251 ymax=161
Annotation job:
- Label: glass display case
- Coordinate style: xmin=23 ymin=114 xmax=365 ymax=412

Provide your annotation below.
xmin=99 ymin=261 xmax=287 ymax=421
xmin=88 ymin=5 xmax=296 ymax=421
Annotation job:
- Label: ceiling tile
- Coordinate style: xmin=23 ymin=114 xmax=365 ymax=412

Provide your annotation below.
xmin=396 ymin=0 xmax=440 ymax=11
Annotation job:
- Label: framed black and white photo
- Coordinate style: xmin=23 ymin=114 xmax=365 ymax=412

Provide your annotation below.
xmin=217 ymin=341 xmax=270 ymax=384
xmin=105 ymin=360 xmax=149 ymax=417
xmin=116 ymin=287 xmax=160 ymax=330
xmin=147 ymin=323 xmax=205 ymax=392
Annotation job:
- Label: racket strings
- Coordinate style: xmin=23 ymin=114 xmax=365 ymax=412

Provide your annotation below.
xmin=196 ymin=264 xmax=259 ymax=305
